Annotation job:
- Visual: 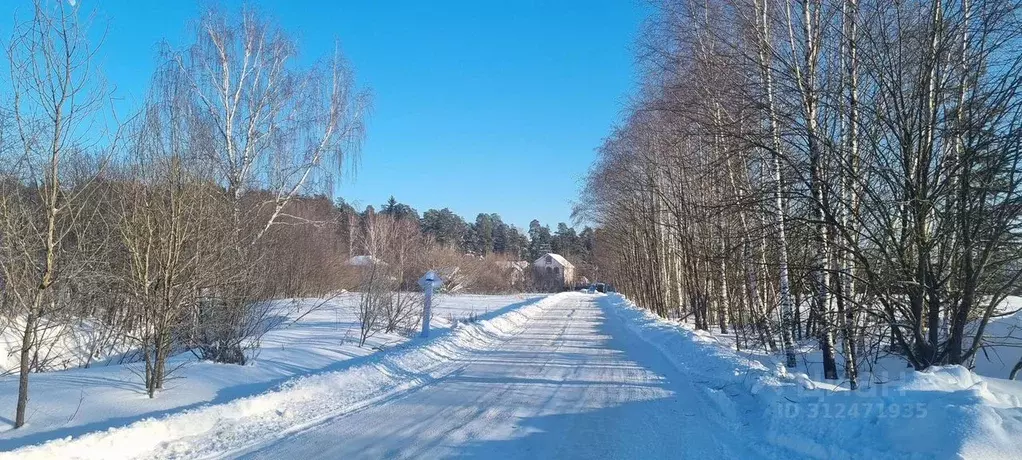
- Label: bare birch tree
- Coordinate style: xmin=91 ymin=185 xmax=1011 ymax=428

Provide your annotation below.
xmin=579 ymin=0 xmax=1022 ymax=386
xmin=152 ymin=7 xmax=370 ymax=363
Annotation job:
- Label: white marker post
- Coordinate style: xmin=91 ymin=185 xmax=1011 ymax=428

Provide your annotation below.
xmin=418 ymin=270 xmax=443 ymax=338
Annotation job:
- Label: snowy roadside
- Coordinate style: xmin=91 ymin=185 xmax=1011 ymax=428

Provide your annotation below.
xmin=0 ymin=293 xmax=550 ymax=459
xmin=600 ymin=293 xmax=1022 ymax=459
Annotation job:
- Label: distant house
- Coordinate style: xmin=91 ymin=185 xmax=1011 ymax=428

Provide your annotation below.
xmin=532 ymin=253 xmax=575 ymax=291
xmin=435 ymin=266 xmax=464 ymax=293
xmin=497 ymin=260 xmax=530 ymax=288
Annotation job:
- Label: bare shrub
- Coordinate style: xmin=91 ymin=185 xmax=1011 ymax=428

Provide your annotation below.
xmin=385 ymin=290 xmax=422 ymax=334
xmin=356 ymin=265 xmax=390 ymax=347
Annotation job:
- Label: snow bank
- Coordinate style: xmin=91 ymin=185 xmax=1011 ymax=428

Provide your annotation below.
xmin=0 ymin=293 xmax=540 ymax=449
xmin=0 ymin=293 xmax=560 ymax=460
xmin=971 ymin=296 xmax=1022 ymax=379
xmin=0 ymin=316 xmax=136 ymax=374
xmin=600 ymin=294 xmax=1022 ymax=460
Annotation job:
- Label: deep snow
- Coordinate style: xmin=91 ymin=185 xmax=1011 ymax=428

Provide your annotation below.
xmin=3 ymin=292 xmax=1022 ymax=459
xmin=606 ymin=294 xmax=1022 ymax=459
xmin=970 ymin=297 xmax=1022 ymax=379
xmin=238 ymin=292 xmax=775 ymax=459
xmin=0 ymin=293 xmax=543 ymax=453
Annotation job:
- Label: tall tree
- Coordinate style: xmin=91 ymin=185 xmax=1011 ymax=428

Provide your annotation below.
xmin=528 ymin=220 xmax=553 ymax=261
xmin=149 ymin=7 xmax=370 ymax=363
xmin=421 ymin=208 xmax=470 ymax=250
xmin=472 ymin=213 xmax=495 ymax=255
xmin=160 ymin=7 xmax=369 ymax=247
xmin=0 ymin=0 xmax=110 ymax=427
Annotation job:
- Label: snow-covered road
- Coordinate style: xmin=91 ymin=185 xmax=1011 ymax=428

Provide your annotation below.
xmin=9 ymin=292 xmax=1015 ymax=459
xmin=238 ymin=293 xmax=761 ymax=459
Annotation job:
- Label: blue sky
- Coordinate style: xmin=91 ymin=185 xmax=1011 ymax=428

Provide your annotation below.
xmin=5 ymin=0 xmax=647 ymax=229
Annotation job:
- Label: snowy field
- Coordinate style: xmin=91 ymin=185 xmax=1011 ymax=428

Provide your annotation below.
xmin=0 ymin=292 xmax=546 ymax=454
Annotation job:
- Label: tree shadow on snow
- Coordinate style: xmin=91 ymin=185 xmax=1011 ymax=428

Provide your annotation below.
xmin=447 ymin=298 xmax=762 ymax=459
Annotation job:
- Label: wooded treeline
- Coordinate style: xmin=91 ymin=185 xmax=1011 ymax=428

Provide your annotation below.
xmin=331 ymin=197 xmax=596 ymax=294
xmin=578 ymin=0 xmax=1022 ymax=387
xmin=407 ymin=201 xmax=596 ymax=264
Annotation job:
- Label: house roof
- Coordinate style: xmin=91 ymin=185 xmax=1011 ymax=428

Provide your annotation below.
xmin=346 ymin=255 xmax=386 ymax=266
xmin=534 ymin=253 xmax=573 ymax=268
